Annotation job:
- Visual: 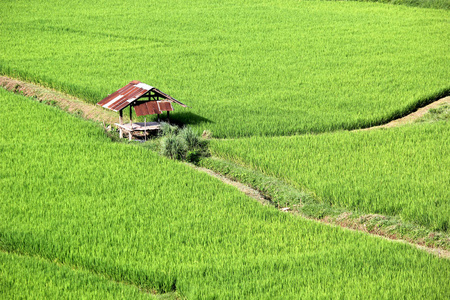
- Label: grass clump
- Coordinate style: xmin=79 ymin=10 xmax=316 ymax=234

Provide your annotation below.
xmin=159 ymin=122 xmax=179 ymax=136
xmin=160 ymin=134 xmax=187 ymax=160
xmin=159 ymin=123 xmax=209 ymax=163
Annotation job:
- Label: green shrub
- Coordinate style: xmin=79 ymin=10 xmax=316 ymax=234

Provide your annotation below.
xmin=160 ymin=134 xmax=187 ymax=160
xmin=186 ymin=149 xmax=202 ymax=164
xmin=159 ymin=125 xmax=209 ymax=162
xmin=159 ymin=122 xmax=178 ymax=136
xmin=179 ymin=126 xmax=200 ymax=150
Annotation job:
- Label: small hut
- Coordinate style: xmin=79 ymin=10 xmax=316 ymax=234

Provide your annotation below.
xmin=97 ymin=81 xmax=187 ymax=140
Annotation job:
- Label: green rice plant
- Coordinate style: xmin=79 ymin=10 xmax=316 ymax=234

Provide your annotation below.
xmin=210 ymin=121 xmax=450 ymax=231
xmin=1 ymin=89 xmax=449 ymax=298
xmin=0 ymin=0 xmax=448 ymax=137
xmin=0 ymin=251 xmax=159 ymax=299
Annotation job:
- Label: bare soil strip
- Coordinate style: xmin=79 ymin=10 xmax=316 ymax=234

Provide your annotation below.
xmin=358 ymin=96 xmax=450 ymax=131
xmin=0 ymin=76 xmax=120 ymax=125
xmin=1 ymin=75 xmax=449 ymax=258
xmin=195 ymin=166 xmax=273 ymax=207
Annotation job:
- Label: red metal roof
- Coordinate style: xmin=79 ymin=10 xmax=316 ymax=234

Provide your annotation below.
xmin=97 ymin=81 xmax=187 ymax=112
xmin=97 ymin=81 xmax=153 ymax=112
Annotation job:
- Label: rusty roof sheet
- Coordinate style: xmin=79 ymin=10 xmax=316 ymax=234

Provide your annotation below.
xmin=98 ymin=81 xmax=152 ymax=112
xmin=134 ymin=101 xmax=173 ymax=116
xmin=157 ymin=101 xmax=173 ymax=112
xmin=97 ymin=81 xmax=187 ymax=112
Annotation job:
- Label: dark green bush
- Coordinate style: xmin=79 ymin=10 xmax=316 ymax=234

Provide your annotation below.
xmin=179 ymin=127 xmax=201 ymax=150
xmin=186 ymin=150 xmax=202 ymax=164
xmin=159 ymin=125 xmax=209 ymax=162
xmin=160 ymin=134 xmax=187 ymax=160
xmin=159 ymin=122 xmax=178 ymax=136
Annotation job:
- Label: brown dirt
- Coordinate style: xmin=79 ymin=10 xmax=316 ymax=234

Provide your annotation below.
xmin=1 ymin=75 xmax=449 ymax=259
xmin=358 ymin=96 xmax=450 ymax=131
xmin=0 ymin=76 xmax=122 ymax=125
xmin=195 ymin=166 xmax=273 ymax=207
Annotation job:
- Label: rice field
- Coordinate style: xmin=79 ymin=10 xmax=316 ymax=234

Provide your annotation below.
xmin=210 ymin=122 xmax=450 ymax=231
xmin=1 ymin=0 xmax=449 ymax=298
xmin=1 ymin=89 xmax=449 ymax=298
xmin=0 ymin=0 xmax=448 ymax=137
xmin=0 ymin=251 xmax=156 ymax=299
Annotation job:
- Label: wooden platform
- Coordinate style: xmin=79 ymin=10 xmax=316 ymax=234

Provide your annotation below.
xmin=115 ymin=122 xmax=160 ymax=131
xmin=115 ymin=122 xmax=161 ymax=140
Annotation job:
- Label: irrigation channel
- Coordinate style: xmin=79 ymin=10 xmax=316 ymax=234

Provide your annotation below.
xmin=1 ymin=75 xmax=449 ymax=259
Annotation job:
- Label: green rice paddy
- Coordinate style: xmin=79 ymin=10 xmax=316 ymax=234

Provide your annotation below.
xmin=0 ymin=0 xmax=448 ymax=137
xmin=1 ymin=0 xmax=449 ymax=298
xmin=1 ymin=88 xmax=449 ymax=298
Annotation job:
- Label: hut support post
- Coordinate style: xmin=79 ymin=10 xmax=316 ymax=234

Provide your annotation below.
xmin=167 ymin=111 xmax=170 ymax=123
xmin=119 ymin=109 xmax=123 ymax=139
xmin=129 ymin=106 xmax=133 ymax=126
xmin=129 ymin=106 xmax=133 ymax=141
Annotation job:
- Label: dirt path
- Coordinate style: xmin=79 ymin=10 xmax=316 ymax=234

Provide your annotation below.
xmin=0 ymin=76 xmax=121 ymax=125
xmin=358 ymin=96 xmax=450 ymax=131
xmin=1 ymin=75 xmax=449 ymax=258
